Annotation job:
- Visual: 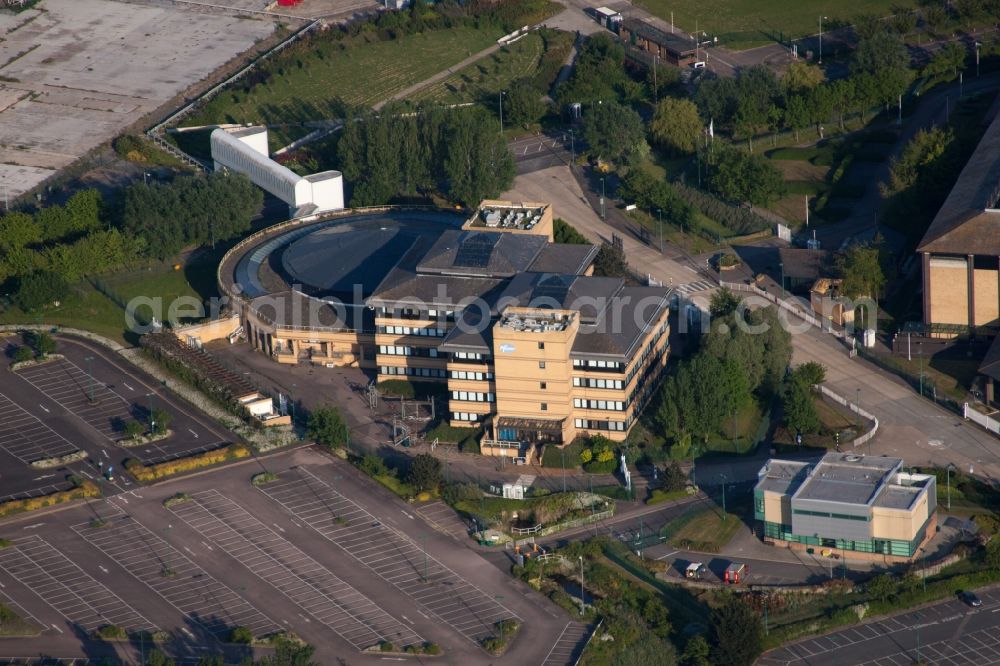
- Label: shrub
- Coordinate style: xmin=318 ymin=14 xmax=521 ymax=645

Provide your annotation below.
xmin=162 ymin=492 xmax=190 ymax=508
xmin=377 ymin=380 xmax=415 ymax=398
xmin=423 ymin=642 xmax=442 ymax=655
xmin=359 ymin=454 xmax=390 ymax=478
xmin=229 ymin=626 xmax=253 ymax=644
xmin=579 ymin=448 xmax=593 ymax=464
xmin=0 ymin=538 xmax=11 ymax=549
xmin=13 ymin=346 xmax=33 ymax=363
xmin=0 ymin=481 xmax=100 ymax=517
xmin=251 ymin=471 xmax=280 ymax=486
xmin=125 ymin=444 xmax=249 ymax=482
xmin=123 ymin=420 xmax=144 ymax=438
xmin=94 ymin=625 xmax=127 ymax=641
xmin=379 ymin=641 xmax=395 ymax=652
xmin=13 ymin=271 xmax=69 ymax=312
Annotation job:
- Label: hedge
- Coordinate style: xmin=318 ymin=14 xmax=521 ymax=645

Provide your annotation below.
xmin=0 ymin=481 xmax=100 ymax=517
xmin=126 ymin=444 xmax=250 ymax=482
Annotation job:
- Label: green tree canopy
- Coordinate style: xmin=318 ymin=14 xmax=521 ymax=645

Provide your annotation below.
xmin=12 ymin=270 xmax=68 ymax=312
xmin=592 ymin=243 xmax=630 ymax=278
xmin=581 ymin=101 xmax=648 ymax=165
xmin=783 ymin=377 xmax=820 ymax=435
xmin=709 ymin=148 xmax=786 ymax=207
xmin=649 ymin=97 xmax=703 ymax=155
xmin=504 ymin=79 xmax=546 ymax=128
xmin=407 ymin=453 xmax=442 ymax=491
xmin=836 ymin=243 xmax=886 ymax=301
xmin=709 ymin=595 xmax=763 ymax=666
xmin=306 ymin=405 xmax=350 ymax=449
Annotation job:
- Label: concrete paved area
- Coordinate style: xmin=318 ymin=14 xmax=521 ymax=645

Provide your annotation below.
xmin=0 ymin=0 xmax=274 ymax=199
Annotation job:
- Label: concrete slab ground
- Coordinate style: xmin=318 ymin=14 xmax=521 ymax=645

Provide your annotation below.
xmin=0 ymin=0 xmax=274 ymax=199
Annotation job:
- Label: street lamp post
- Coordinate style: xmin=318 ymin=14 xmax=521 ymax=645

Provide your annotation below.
xmin=561 ymin=450 xmax=567 ymax=493
xmin=946 ymin=463 xmax=955 ymax=510
xmin=818 ymin=15 xmax=827 ymax=64
xmin=657 ymin=208 xmax=663 ymax=252
xmin=498 ymin=91 xmax=506 ymax=135
xmin=147 ymin=392 xmax=155 ymax=434
xmin=85 ymin=355 xmax=94 ymax=402
xmin=779 ymin=262 xmax=785 ymax=299
xmin=719 ymin=473 xmax=728 ymax=520
xmin=578 ymin=556 xmax=585 ymax=616
xmin=856 ymin=387 xmax=861 ymax=430
xmin=600 ymin=177 xmax=606 ymax=220
xmin=421 ymin=534 xmax=428 ymax=582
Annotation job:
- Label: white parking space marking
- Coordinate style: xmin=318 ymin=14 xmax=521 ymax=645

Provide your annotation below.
xmin=0 ymin=392 xmax=79 ymax=464
xmin=541 ymin=622 xmax=593 ymax=666
xmin=73 ymin=514 xmax=277 ymax=640
xmin=673 ymin=279 xmax=716 ymax=295
xmin=260 ymin=468 xmax=519 ymax=647
xmin=0 ymin=536 xmax=156 ymax=634
xmin=169 ymin=490 xmax=421 ymax=651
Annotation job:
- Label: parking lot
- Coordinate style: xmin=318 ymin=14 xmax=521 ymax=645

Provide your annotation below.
xmin=259 ymin=467 xmax=519 ymax=646
xmin=168 ymin=489 xmax=421 ymax=651
xmin=0 ymin=333 xmax=241 ymax=504
xmin=760 ymin=587 xmax=1000 ymax=665
xmin=0 ymin=446 xmax=578 ymax=664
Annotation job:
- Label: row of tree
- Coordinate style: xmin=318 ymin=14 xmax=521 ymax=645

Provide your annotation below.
xmin=337 ymin=105 xmax=515 ymax=206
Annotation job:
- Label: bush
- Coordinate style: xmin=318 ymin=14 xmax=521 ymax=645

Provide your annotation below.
xmin=229 ymin=626 xmax=253 ymax=644
xmin=359 ymin=454 xmax=390 ymax=478
xmin=584 ymin=459 xmax=617 ymax=474
xmin=376 ymin=380 xmax=416 ymax=398
xmin=407 ymin=453 xmax=442 ymax=492
xmin=423 ymin=642 xmax=442 ymax=655
xmin=162 ymin=492 xmax=190 ymax=508
xmin=554 ymin=218 xmax=589 ymax=245
xmin=306 ymin=405 xmax=349 ymax=449
xmin=125 ymin=444 xmax=249 ymax=482
xmin=251 ymin=471 xmax=280 ymax=486
xmin=0 ymin=481 xmax=100 ymax=517
xmin=13 ymin=346 xmax=33 ymax=363
xmin=124 ymin=420 xmax=144 ymax=438
xmin=94 ymin=625 xmax=127 ymax=641
xmin=379 ymin=641 xmax=395 ymax=652
xmin=13 ymin=271 xmax=69 ymax=312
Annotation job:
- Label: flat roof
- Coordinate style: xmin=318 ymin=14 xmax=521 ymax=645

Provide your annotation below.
xmin=470 ymin=205 xmax=547 ymax=231
xmin=621 ymin=18 xmax=697 ymax=54
xmin=874 ymin=485 xmax=920 ymax=510
xmin=757 ymin=459 xmax=809 ymax=495
xmin=792 ymin=453 xmax=901 ymax=506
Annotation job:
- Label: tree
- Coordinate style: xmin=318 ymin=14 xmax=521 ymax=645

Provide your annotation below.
xmin=145 ymin=650 xmax=176 ymax=666
xmin=649 ymin=97 xmax=702 ymax=155
xmin=836 ymin=244 xmax=886 ymax=301
xmin=444 ymin=109 xmax=516 ymax=205
xmin=360 ymin=454 xmax=390 ymax=478
xmin=709 ymin=287 xmax=740 ymax=318
xmin=592 ymin=243 xmax=630 ymax=278
xmin=662 ymin=460 xmax=686 ymax=492
xmin=867 ymin=574 xmax=897 ymax=601
xmin=694 ymin=76 xmax=739 ymax=128
xmin=229 ymin=626 xmax=253 ymax=644
xmin=709 ymin=595 xmax=763 ymax=666
xmin=922 ymin=41 xmax=966 ymax=82
xmin=255 ymin=637 xmax=320 ymax=666
xmin=13 ymin=270 xmax=69 ymax=311
xmin=13 ymin=346 xmax=33 ymax=363
xmin=783 ymin=377 xmax=820 ymax=435
xmin=30 ymin=331 xmax=56 ymax=357
xmin=306 ymin=405 xmax=350 ymax=449
xmin=680 ymin=634 xmax=712 ymax=666
xmin=124 ymin=420 xmax=144 ymax=438
xmin=709 ymin=148 xmax=786 ymax=206
xmin=151 ymin=408 xmax=171 ymax=435
xmin=581 ymin=101 xmax=648 ymax=165
xmin=407 ymin=453 xmax=442 ymax=491
xmin=986 ymin=538 xmax=1000 ymax=570
xmin=784 ymin=94 xmax=812 ymax=141
xmin=618 ymin=169 xmax=693 ymax=229
xmin=792 ymin=361 xmax=827 ymax=386
xmin=504 ymin=79 xmax=545 ymax=128
xmin=852 ymin=33 xmax=913 ymax=108
xmin=783 ymin=61 xmax=825 ymax=94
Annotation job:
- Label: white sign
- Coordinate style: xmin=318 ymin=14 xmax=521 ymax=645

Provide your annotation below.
xmin=499 ymin=343 xmax=516 ymax=353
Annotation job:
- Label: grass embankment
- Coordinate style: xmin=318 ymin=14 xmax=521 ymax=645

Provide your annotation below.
xmin=410 ymin=29 xmax=574 ymax=105
xmin=633 ymin=0 xmax=914 ymax=50
xmin=126 ymin=444 xmax=250 ymax=483
xmin=660 ymin=497 xmax=747 ymax=553
xmin=455 ymin=492 xmax=611 ymax=532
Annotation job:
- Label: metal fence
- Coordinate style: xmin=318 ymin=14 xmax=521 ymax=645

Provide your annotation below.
xmin=816 ymin=385 xmax=879 ymax=448
xmin=964 ymin=403 xmax=1000 ymax=437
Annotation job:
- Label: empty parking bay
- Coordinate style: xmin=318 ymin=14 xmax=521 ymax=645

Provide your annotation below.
xmin=73 ymin=515 xmax=277 ymax=640
xmin=0 ymin=392 xmax=78 ymax=464
xmin=16 ymin=360 xmax=133 ymax=440
xmin=260 ymin=468 xmax=517 ymax=646
xmin=0 ymin=536 xmax=155 ymax=634
xmin=169 ymin=490 xmax=422 ymax=651
xmin=542 ymin=622 xmax=593 ymax=666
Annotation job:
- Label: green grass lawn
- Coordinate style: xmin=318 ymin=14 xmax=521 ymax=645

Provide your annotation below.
xmin=0 ymin=282 xmax=134 ymax=346
xmin=410 ymin=31 xmax=571 ymax=105
xmin=185 ymin=27 xmax=501 ymax=133
xmin=633 ymin=0 xmax=916 ymax=50
xmin=704 ymin=402 xmax=762 ymax=454
xmin=660 ymin=500 xmax=745 ymax=552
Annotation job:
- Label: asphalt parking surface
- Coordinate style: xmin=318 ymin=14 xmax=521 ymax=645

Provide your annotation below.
xmin=760 ymin=586 xmax=1000 ymax=666
xmin=0 ymin=447 xmax=586 ymax=664
xmin=0 ymin=334 xmax=239 ymax=502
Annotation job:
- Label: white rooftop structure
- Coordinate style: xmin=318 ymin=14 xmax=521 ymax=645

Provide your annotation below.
xmin=210 ymin=126 xmax=344 ymax=216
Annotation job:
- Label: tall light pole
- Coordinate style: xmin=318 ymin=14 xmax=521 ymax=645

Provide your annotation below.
xmin=856 ymin=387 xmax=861 ymax=430
xmin=421 ymin=534 xmax=428 ymax=582
xmin=578 ymin=556 xmax=585 ymax=615
xmin=147 ymin=392 xmax=155 ymax=434
xmin=85 ymin=355 xmax=95 ymax=402
xmin=919 ymin=343 xmax=924 ymax=396
xmin=498 ymin=91 xmax=506 ymax=135
xmin=719 ymin=473 xmax=728 ymax=520
xmin=946 ymin=463 xmax=955 ymax=510
xmin=657 ymin=208 xmax=663 ymax=252
xmin=779 ymin=262 xmax=785 ymax=299
xmin=818 ymin=15 xmax=827 ymax=64
xmin=599 ymin=177 xmax=606 ymax=220
xmin=976 ymin=41 xmax=982 ymax=77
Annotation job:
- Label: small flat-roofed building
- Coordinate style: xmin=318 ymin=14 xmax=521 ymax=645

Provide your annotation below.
xmin=620 ymin=18 xmax=698 ymax=67
xmin=755 ymin=453 xmax=937 ymax=562
xmin=810 ymin=278 xmax=854 ymax=327
xmin=464 ymin=200 xmax=554 ymax=241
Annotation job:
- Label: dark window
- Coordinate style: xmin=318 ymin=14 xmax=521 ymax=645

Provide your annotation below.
xmin=538 ymin=342 xmax=545 ymax=350
xmin=539 ymin=361 xmax=546 ymax=369
xmin=541 ymin=403 xmax=548 ymax=411
xmin=540 ymin=382 xmax=547 ymax=390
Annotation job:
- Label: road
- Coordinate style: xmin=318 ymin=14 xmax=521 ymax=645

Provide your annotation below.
xmin=502 ymin=163 xmax=1000 ymax=481
xmin=760 ymin=585 xmax=1000 ymax=666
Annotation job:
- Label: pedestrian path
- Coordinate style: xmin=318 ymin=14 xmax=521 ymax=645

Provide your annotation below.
xmin=674 ymin=279 xmax=716 ymax=295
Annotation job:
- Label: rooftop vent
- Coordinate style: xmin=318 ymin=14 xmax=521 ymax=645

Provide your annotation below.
xmin=843 ymin=454 xmax=863 ymax=463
